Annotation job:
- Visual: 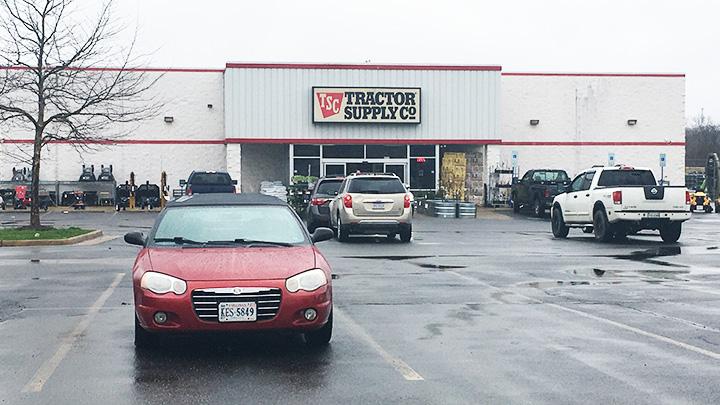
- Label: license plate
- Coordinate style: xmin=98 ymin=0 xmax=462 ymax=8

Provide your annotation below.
xmin=372 ymin=202 xmax=385 ymax=210
xmin=647 ymin=213 xmax=661 ymax=218
xmin=218 ymin=302 xmax=257 ymax=322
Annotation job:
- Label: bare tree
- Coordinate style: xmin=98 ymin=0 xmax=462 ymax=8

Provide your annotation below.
xmin=0 ymin=0 xmax=161 ymax=229
xmin=686 ymin=110 xmax=720 ymax=168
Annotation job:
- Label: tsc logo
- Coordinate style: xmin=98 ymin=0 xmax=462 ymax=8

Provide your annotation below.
xmin=316 ymin=92 xmax=344 ymax=118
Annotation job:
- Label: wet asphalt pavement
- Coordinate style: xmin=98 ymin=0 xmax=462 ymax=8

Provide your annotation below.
xmin=2 ymin=208 xmax=720 ymax=404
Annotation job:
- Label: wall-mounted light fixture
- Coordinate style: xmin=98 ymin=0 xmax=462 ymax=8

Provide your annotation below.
xmin=164 ymin=116 xmax=174 ymax=123
xmin=627 ymin=119 xmax=637 ymax=125
xmin=530 ymin=119 xmax=539 ymax=125
xmin=207 ymin=104 xmax=213 ymax=109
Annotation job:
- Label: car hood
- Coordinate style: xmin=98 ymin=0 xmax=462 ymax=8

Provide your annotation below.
xmin=145 ymin=246 xmax=318 ymax=281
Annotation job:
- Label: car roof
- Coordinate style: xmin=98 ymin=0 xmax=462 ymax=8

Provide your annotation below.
xmin=165 ymin=193 xmax=286 ymax=208
xmin=347 ymin=172 xmax=400 ymax=179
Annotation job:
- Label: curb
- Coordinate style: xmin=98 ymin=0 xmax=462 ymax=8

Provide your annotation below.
xmin=0 ymin=229 xmax=103 ymax=247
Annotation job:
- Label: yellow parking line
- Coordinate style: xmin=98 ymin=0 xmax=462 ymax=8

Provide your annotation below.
xmin=22 ymin=272 xmax=126 ymax=393
xmin=446 ymin=270 xmax=720 ymax=362
xmin=334 ymin=308 xmax=424 ymax=381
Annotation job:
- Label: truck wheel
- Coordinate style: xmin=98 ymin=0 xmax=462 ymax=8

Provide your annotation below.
xmin=551 ymin=206 xmax=569 ymax=238
xmin=593 ymin=209 xmax=614 ymax=242
xmin=512 ymin=193 xmax=520 ymax=213
xmin=533 ymin=197 xmax=544 ymax=218
xmin=660 ymin=222 xmax=682 ymax=243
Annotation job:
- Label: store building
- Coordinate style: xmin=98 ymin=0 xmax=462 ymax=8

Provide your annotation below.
xmin=0 ymin=63 xmax=686 ymax=203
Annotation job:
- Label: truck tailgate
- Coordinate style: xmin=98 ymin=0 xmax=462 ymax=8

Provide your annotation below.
xmin=616 ymin=187 xmax=688 ymax=211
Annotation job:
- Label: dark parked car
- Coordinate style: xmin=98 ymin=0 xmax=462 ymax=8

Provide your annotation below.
xmin=511 ymin=169 xmax=570 ymax=217
xmin=306 ymin=177 xmax=344 ymax=233
xmin=124 ymin=193 xmax=335 ymax=349
xmin=180 ymin=171 xmax=237 ymax=194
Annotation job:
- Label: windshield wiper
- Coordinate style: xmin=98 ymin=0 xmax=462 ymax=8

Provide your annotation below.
xmin=153 ymin=237 xmax=204 ymax=245
xmin=207 ymin=238 xmax=294 ymax=247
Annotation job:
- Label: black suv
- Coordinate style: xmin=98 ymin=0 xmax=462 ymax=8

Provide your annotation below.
xmin=306 ymin=177 xmax=344 ymax=233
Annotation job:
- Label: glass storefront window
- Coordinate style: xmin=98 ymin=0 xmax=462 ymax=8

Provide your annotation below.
xmin=293 ymin=145 xmax=320 ymax=157
xmin=410 ymin=158 xmax=436 ymax=189
xmin=322 ymin=145 xmax=364 ymax=158
xmin=410 ymin=145 xmax=435 ymax=157
xmin=293 ymin=158 xmax=320 ymax=177
xmin=366 ymin=145 xmax=407 ymax=159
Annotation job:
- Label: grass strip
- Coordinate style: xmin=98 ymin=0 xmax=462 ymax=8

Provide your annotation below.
xmin=0 ymin=227 xmax=93 ymax=241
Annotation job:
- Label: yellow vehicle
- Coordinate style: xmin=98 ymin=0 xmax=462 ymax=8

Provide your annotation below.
xmin=690 ymin=189 xmax=713 ymax=213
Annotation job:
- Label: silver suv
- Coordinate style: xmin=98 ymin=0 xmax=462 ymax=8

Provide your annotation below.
xmin=329 ymin=173 xmax=412 ymax=242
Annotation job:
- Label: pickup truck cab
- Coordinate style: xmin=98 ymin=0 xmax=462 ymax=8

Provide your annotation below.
xmin=180 ymin=171 xmax=237 ymax=194
xmin=551 ymin=166 xmax=691 ymax=242
xmin=511 ymin=169 xmax=570 ymax=217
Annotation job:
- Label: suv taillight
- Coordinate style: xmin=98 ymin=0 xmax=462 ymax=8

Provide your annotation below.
xmin=545 ymin=188 xmax=550 ymax=198
xmin=188 ymin=188 xmax=193 ymax=195
xmin=686 ymin=190 xmax=691 ymax=205
xmin=612 ymin=190 xmax=622 ymax=205
xmin=343 ymin=194 xmax=352 ymax=208
xmin=404 ymin=194 xmax=411 ymax=208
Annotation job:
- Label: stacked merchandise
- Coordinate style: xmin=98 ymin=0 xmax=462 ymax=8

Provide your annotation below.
xmin=441 ymin=152 xmax=467 ymax=200
xmin=260 ymin=181 xmax=288 ymax=202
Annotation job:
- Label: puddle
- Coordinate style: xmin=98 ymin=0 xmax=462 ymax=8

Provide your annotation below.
xmin=612 ymin=246 xmax=687 ymax=268
xmin=413 ymin=263 xmax=467 ymax=270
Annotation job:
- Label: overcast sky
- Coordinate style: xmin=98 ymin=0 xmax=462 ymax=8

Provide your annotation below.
xmin=114 ymin=0 xmax=718 ymax=124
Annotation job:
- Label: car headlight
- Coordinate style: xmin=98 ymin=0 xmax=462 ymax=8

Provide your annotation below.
xmin=285 ymin=269 xmax=327 ymax=293
xmin=140 ymin=271 xmax=187 ymax=295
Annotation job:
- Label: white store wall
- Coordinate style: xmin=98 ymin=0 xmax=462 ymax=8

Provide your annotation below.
xmin=496 ymin=73 xmax=686 ymax=184
xmin=0 ymin=69 xmax=226 ymax=188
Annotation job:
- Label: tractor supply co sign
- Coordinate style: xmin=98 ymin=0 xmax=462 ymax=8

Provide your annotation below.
xmin=313 ymin=87 xmax=420 ymax=124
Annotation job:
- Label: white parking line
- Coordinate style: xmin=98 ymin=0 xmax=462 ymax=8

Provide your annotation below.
xmin=334 ymin=308 xmax=424 ymax=381
xmin=446 ymin=270 xmax=720 ymax=362
xmin=22 ymin=272 xmax=126 ymax=393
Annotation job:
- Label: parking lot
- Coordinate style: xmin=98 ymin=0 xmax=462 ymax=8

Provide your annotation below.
xmin=2 ymin=208 xmax=720 ymax=403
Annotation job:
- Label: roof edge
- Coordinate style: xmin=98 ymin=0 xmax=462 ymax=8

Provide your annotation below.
xmin=225 ymin=62 xmax=502 ymax=71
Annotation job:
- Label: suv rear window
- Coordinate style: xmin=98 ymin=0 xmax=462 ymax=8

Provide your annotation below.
xmin=347 ymin=178 xmax=405 ymax=194
xmin=315 ymin=180 xmax=343 ymax=195
xmin=597 ymin=170 xmax=657 ymax=187
xmin=189 ymin=173 xmax=232 ymax=186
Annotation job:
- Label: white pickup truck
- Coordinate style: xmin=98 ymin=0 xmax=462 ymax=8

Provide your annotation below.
xmin=551 ymin=166 xmax=691 ymax=242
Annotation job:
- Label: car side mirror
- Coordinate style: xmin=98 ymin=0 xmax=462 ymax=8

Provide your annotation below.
xmin=124 ymin=232 xmax=145 ymax=246
xmin=564 ymin=184 xmax=573 ymax=193
xmin=311 ymin=227 xmax=334 ymax=243
xmin=179 ymin=179 xmax=186 ymax=187
xmin=512 ymin=177 xmax=519 ymax=184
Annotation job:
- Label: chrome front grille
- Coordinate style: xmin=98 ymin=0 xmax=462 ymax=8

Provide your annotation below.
xmin=191 ymin=287 xmax=282 ymax=322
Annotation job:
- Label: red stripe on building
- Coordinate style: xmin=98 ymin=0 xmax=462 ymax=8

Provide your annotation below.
xmin=502 ymin=72 xmax=685 ymax=78
xmin=1 ymin=139 xmax=685 ymax=146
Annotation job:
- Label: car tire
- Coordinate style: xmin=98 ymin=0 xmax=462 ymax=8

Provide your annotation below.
xmin=533 ymin=197 xmax=544 ymax=218
xmin=134 ymin=315 xmax=157 ymax=350
xmin=338 ymin=216 xmax=349 ymax=242
xmin=551 ymin=206 xmax=569 ymax=238
xmin=400 ymin=225 xmax=412 ymax=243
xmin=704 ymin=205 xmax=712 ymax=213
xmin=593 ymin=209 xmax=614 ymax=242
xmin=660 ymin=222 xmax=682 ymax=243
xmin=512 ymin=193 xmax=520 ymax=213
xmin=307 ymin=222 xmax=316 ymax=234
xmin=304 ymin=310 xmax=332 ymax=346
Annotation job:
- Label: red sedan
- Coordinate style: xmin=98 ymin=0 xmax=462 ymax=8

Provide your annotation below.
xmin=124 ymin=193 xmax=334 ymax=349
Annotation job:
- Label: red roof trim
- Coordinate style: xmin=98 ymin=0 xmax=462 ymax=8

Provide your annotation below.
xmin=2 ymin=66 xmax=224 ymax=73
xmin=502 ymin=72 xmax=685 ymax=78
xmin=225 ymin=138 xmax=502 ymax=145
xmin=500 ymin=141 xmax=685 ymax=146
xmin=1 ymin=139 xmax=225 ymax=145
xmin=225 ymin=63 xmax=502 ymax=71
